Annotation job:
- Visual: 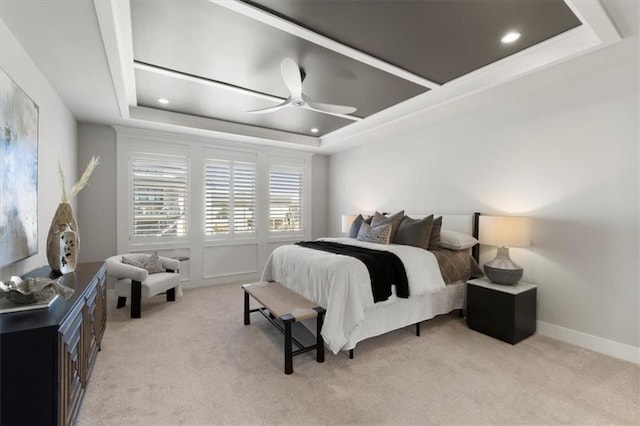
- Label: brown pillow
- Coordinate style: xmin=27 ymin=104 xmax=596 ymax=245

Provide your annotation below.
xmin=394 ymin=215 xmax=433 ymax=249
xmin=371 ymin=210 xmax=404 ymax=242
xmin=428 ymin=216 xmax=442 ymax=249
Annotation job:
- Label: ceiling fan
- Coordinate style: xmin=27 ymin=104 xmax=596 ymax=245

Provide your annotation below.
xmin=248 ymin=58 xmax=359 ymax=120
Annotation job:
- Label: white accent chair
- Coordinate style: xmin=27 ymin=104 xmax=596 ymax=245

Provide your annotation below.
xmin=105 ymin=254 xmax=180 ymax=318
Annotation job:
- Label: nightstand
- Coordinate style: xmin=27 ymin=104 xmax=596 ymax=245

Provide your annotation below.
xmin=466 ymin=277 xmax=537 ymax=344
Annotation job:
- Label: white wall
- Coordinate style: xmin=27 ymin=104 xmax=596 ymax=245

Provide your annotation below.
xmin=0 ymin=18 xmax=77 ymax=279
xmin=327 ymin=3 xmax=639 ymax=359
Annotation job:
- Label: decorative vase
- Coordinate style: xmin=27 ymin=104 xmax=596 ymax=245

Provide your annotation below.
xmin=46 ymin=203 xmax=79 ymax=274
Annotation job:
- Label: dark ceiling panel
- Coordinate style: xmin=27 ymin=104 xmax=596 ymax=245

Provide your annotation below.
xmin=248 ymin=0 xmax=582 ymax=84
xmin=130 ymin=0 xmax=428 ymax=120
xmin=135 ymin=68 xmax=354 ymax=137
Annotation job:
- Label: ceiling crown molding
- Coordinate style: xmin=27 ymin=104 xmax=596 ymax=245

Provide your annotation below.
xmin=95 ymin=0 xmax=621 ymax=154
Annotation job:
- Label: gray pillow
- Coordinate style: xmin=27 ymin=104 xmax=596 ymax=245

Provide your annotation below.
xmin=428 ymin=216 xmax=443 ymax=250
xmin=348 ymin=214 xmax=372 ymax=238
xmin=356 ymin=222 xmax=392 ymax=244
xmin=394 ymin=215 xmax=434 ymax=249
xmin=122 ymin=256 xmax=144 ymax=269
xmin=371 ymin=210 xmax=404 ymax=242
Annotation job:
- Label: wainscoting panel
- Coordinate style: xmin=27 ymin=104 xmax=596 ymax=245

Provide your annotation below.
xmin=202 ymin=244 xmax=258 ymax=279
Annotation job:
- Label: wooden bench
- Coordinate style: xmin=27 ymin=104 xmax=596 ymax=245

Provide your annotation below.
xmin=243 ymin=281 xmax=326 ymax=374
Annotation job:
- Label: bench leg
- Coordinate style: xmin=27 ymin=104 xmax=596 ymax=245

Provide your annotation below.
xmin=284 ymin=320 xmax=293 ymax=375
xmin=131 ymin=280 xmax=142 ymax=319
xmin=167 ymin=287 xmax=176 ymax=302
xmin=244 ymin=291 xmax=250 ymax=325
xmin=316 ymin=310 xmax=325 ymax=363
xmin=416 ymin=322 xmax=421 ymax=336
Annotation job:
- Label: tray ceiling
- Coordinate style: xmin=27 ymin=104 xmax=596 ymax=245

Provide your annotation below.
xmin=128 ymin=0 xmax=582 ymax=139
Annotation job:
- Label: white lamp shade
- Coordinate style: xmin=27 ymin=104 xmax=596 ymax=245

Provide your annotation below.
xmin=479 ymin=215 xmax=531 ymax=248
xmin=341 ymin=214 xmax=357 ymax=233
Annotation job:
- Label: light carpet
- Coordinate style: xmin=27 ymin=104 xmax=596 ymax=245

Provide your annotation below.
xmin=77 ymin=283 xmax=639 ymax=425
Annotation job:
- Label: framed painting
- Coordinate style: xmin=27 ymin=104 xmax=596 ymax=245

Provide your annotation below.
xmin=0 ymin=68 xmax=39 ymax=267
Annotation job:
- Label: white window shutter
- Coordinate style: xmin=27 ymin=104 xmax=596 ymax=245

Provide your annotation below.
xmin=269 ymin=168 xmax=303 ymax=233
xmin=204 ymin=159 xmax=256 ymax=237
xmin=131 ymin=155 xmax=189 ymax=238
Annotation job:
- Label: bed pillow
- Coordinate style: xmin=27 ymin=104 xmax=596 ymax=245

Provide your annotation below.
xmin=348 ymin=214 xmax=372 ymax=238
xmin=370 ymin=210 xmax=404 ymax=242
xmin=428 ymin=216 xmax=442 ymax=249
xmin=440 ymin=230 xmax=478 ymax=250
xmin=356 ymin=222 xmax=392 ymax=244
xmin=140 ymin=252 xmax=166 ymax=274
xmin=394 ymin=214 xmax=433 ymax=249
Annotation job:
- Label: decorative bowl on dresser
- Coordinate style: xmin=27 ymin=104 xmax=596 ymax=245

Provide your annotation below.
xmin=466 ymin=277 xmax=537 ymax=344
xmin=0 ymin=262 xmax=107 ymax=426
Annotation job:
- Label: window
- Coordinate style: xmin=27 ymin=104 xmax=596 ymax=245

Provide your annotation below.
xmin=204 ymin=158 xmax=256 ymax=237
xmin=269 ymin=168 xmax=304 ymax=233
xmin=131 ymin=154 xmax=188 ymax=238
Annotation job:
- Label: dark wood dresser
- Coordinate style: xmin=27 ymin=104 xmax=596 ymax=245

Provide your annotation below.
xmin=0 ymin=262 xmax=107 ymax=425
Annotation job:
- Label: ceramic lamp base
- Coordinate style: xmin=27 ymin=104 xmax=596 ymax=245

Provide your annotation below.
xmin=484 ymin=246 xmax=523 ymax=285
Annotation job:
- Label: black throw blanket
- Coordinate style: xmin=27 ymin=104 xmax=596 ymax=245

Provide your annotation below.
xmin=295 ymin=241 xmax=409 ymax=303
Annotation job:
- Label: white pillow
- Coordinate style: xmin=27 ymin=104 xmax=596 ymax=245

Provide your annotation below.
xmin=440 ymin=229 xmax=478 ymax=250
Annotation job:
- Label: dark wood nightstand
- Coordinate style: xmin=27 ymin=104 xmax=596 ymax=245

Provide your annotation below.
xmin=466 ymin=278 xmax=537 ymax=344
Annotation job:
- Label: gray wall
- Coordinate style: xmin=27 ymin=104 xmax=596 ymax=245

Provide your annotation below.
xmin=327 ymin=3 xmax=639 ymax=353
xmin=0 ymin=18 xmax=77 ymax=279
xmin=311 ymin=153 xmax=329 ymax=239
xmin=76 ymin=123 xmax=117 ymax=262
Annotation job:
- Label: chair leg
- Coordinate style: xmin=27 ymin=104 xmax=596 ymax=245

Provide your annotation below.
xmin=131 ymin=280 xmax=142 ymax=318
xmin=166 ymin=287 xmax=176 ymax=302
xmin=116 ymin=297 xmax=126 ymax=309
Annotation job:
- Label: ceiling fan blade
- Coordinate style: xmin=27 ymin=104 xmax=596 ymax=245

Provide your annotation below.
xmin=280 ymin=58 xmax=303 ymax=98
xmin=303 ymin=94 xmax=357 ymax=115
xmin=247 ymin=99 xmax=290 ymax=114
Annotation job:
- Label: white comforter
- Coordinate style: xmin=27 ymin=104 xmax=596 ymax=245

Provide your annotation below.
xmin=261 ymin=237 xmax=445 ymax=354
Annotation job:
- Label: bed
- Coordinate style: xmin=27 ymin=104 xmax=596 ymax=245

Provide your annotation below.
xmin=261 ymin=213 xmax=481 ymax=355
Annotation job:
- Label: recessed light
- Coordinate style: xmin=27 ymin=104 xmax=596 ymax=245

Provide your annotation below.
xmin=501 ymin=31 xmax=521 ymax=44
xmin=157 ymin=98 xmax=170 ymax=105
xmin=310 ymin=128 xmax=319 ymax=133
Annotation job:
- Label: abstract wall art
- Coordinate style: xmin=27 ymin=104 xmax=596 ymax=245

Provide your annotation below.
xmin=0 ymin=68 xmax=39 ymax=267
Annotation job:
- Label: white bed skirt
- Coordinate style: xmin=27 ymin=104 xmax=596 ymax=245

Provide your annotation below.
xmin=342 ymin=281 xmax=465 ymax=351
xmin=299 ymin=282 xmax=466 ymax=352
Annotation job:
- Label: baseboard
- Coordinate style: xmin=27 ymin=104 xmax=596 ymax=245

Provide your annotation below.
xmin=537 ymin=321 xmax=639 ymax=365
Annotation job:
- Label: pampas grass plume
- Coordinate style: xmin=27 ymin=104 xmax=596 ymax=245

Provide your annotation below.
xmin=58 ymin=156 xmax=100 ymax=203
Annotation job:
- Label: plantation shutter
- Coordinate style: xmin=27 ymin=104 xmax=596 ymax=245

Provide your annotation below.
xmin=204 ymin=159 xmax=256 ymax=237
xmin=269 ymin=168 xmax=303 ymax=232
xmin=131 ymin=154 xmax=188 ymax=238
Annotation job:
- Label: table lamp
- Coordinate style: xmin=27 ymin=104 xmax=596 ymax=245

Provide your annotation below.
xmin=341 ymin=214 xmax=357 ymax=234
xmin=478 ymin=215 xmax=531 ymax=285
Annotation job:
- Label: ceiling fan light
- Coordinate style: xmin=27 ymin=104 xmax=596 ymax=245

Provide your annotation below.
xmin=501 ymin=31 xmax=521 ymax=44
